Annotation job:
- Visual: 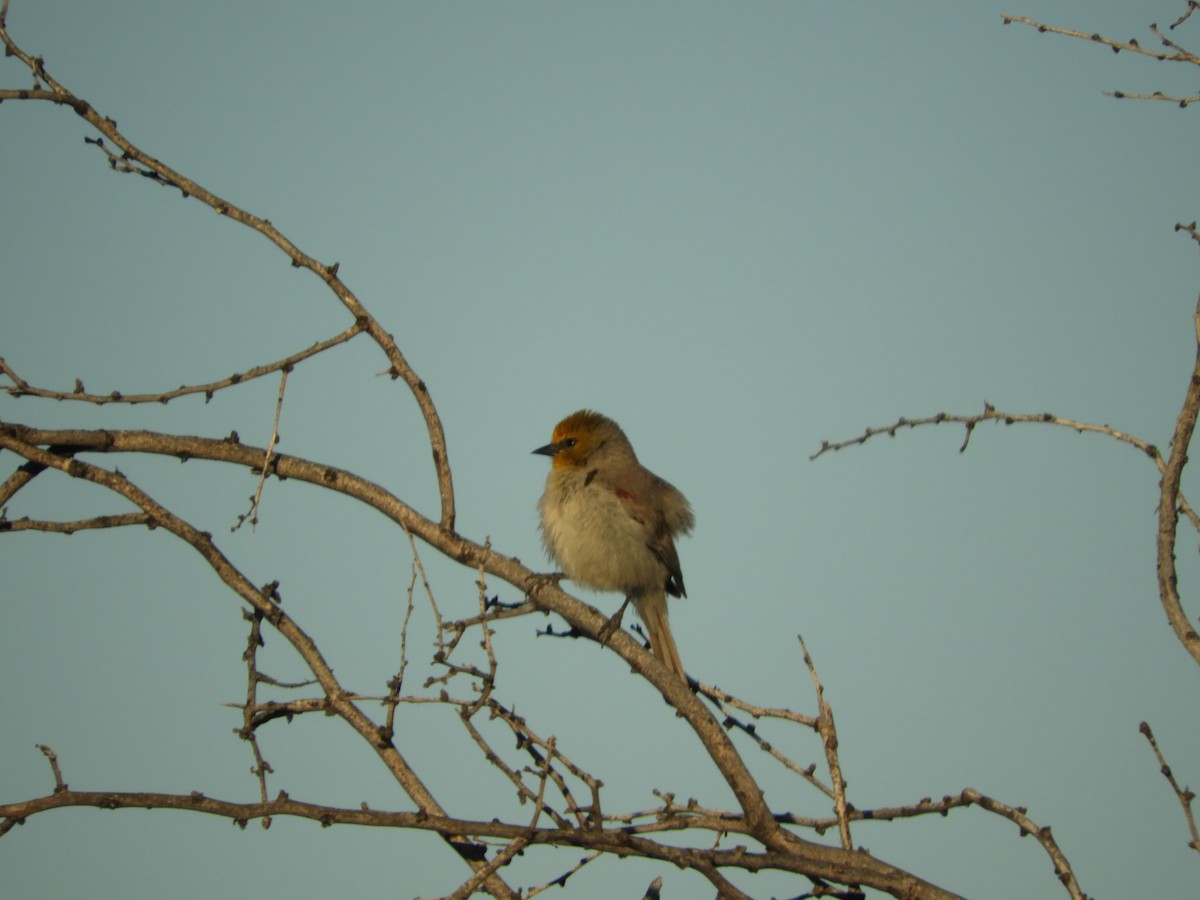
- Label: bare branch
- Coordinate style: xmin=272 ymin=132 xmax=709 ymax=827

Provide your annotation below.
xmin=0 ymin=27 xmax=456 ymax=529
xmin=1001 ymin=12 xmax=1200 ymax=109
xmin=443 ymin=598 xmax=544 ymax=637
xmin=0 ymin=430 xmax=517 ymax=898
xmin=1151 ymin=19 xmax=1200 ymax=60
xmin=472 ymin=696 xmax=600 ymax=831
xmin=381 ymin=552 xmax=421 ymax=741
xmin=0 ymin=784 xmax=962 ymax=892
xmin=1107 ymin=89 xmax=1200 ymax=108
xmin=1 ymin=511 xmax=154 ymax=534
xmin=812 ymin=403 xmax=1200 ymax=536
xmin=1140 ymin=722 xmax=1200 ymax=854
xmin=232 ymin=369 xmax=289 ymax=532
xmin=0 ymin=459 xmax=44 ymax=506
xmin=0 ymin=324 xmax=363 ymax=406
xmin=812 ymin=403 xmax=1160 ymax=461
xmin=0 ymin=421 xmax=967 ymax=897
xmin=1000 ymin=14 xmax=1200 ymax=64
xmin=1154 ymin=297 xmax=1200 ymax=667
xmin=36 ymin=744 xmax=66 ymax=792
xmin=960 ymin=789 xmax=1086 ymax=900
xmin=800 ymin=636 xmax=852 ymax=851
xmin=524 ymin=851 xmax=602 ymax=898
xmin=445 ymin=836 xmax=531 ymax=900
xmin=238 ymin=605 xmax=275 ymax=828
xmin=1170 ymin=2 xmax=1200 ymax=31
xmin=815 ymin=387 xmax=1200 ymax=669
xmin=696 ymin=682 xmax=819 ymax=729
xmin=701 ymin=688 xmax=831 ymax=800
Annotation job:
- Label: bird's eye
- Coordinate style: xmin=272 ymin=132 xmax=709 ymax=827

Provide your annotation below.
xmin=561 ymin=438 xmax=576 ymax=449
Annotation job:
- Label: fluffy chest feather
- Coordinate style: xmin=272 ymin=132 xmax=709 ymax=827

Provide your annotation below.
xmin=538 ymin=467 xmax=664 ymax=594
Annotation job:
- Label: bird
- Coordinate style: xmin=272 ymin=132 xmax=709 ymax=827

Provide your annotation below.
xmin=533 ymin=409 xmax=694 ymax=680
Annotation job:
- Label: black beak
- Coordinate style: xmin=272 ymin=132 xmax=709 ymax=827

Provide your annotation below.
xmin=532 ymin=442 xmax=559 ymax=457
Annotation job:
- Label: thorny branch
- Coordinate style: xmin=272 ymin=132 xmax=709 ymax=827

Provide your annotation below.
xmin=381 ymin=538 xmax=421 ymax=741
xmin=1001 ymin=9 xmax=1200 ymax=107
xmin=808 ymin=28 xmax=1200 ymax=871
xmin=0 ymin=21 xmax=456 ymax=530
xmin=1154 ymin=295 xmax=1200 ymax=666
xmin=811 ymin=402 xmax=1200 ymax=536
xmin=524 ymin=850 xmax=602 ymax=898
xmin=0 ymin=419 xmax=1008 ymax=895
xmin=1139 ymin=722 xmax=1200 ymax=854
xmin=232 ymin=368 xmax=288 ymax=532
xmin=697 ymin=679 xmax=832 ymax=802
xmin=238 ymin=604 xmax=277 ymax=827
xmin=958 ymin=790 xmax=1085 ymax=900
xmin=0 ymin=771 xmax=1078 ymax=897
xmin=0 ymin=323 xmax=364 ymax=407
xmin=4 ymin=782 xmax=963 ymax=878
xmin=0 ymin=430 xmax=517 ymax=897
xmin=1 ymin=510 xmax=154 ymax=534
xmin=814 ymin=392 xmax=1200 ymax=670
xmin=800 ymin=637 xmax=851 ymax=851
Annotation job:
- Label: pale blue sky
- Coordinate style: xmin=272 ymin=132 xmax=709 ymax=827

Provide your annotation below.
xmin=3 ymin=2 xmax=1200 ymax=897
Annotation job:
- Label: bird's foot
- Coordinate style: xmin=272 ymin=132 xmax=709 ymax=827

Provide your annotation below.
xmin=597 ymin=596 xmax=634 ymax=646
xmin=528 ymin=572 xmax=566 ymax=595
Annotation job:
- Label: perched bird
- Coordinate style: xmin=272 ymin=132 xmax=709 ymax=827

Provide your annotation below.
xmin=533 ymin=410 xmax=694 ymax=679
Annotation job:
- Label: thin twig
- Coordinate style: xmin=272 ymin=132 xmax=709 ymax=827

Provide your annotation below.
xmin=456 ymin=708 xmax=574 ymax=831
xmin=0 ymin=27 xmax=457 ymax=529
xmin=695 ymin=683 xmax=818 ymax=727
xmin=0 ymin=324 xmax=362 ymax=406
xmin=462 ymin=542 xmax=500 ymax=717
xmin=713 ymin=707 xmax=832 ymax=799
xmin=800 ymin=637 xmax=851 ymax=851
xmin=35 ymin=744 xmax=66 ymax=792
xmin=238 ymin=604 xmax=275 ymax=828
xmin=1 ymin=512 xmax=154 ymax=534
xmin=695 ymin=678 xmax=828 ymax=793
xmin=960 ymin=788 xmax=1085 ymax=900
xmin=812 ymin=402 xmax=1200 ymax=536
xmin=443 ymin=599 xmax=544 ymax=638
xmin=525 ymin=851 xmax=603 ymax=898
xmin=1170 ymin=2 xmax=1199 ymax=31
xmin=1107 ymin=89 xmax=1200 ymax=108
xmin=0 ymin=431 xmax=516 ymax=897
xmin=1000 ymin=14 xmax=1200 ymax=64
xmin=1000 ymin=12 xmax=1200 ymax=108
xmin=1139 ymin=722 xmax=1200 ymax=853
xmin=526 ymin=737 xmax=556 ymax=831
xmin=382 ymin=560 xmax=420 ymax=741
xmin=233 ymin=368 xmax=288 ymax=532
xmin=403 ymin=527 xmax=443 ymax=654
xmin=445 ymin=837 xmax=531 ymax=900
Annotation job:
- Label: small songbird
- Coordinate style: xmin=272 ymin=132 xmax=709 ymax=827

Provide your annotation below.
xmin=533 ymin=410 xmax=694 ymax=679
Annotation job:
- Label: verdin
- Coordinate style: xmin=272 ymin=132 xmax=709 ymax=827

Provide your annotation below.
xmin=533 ymin=409 xmax=694 ymax=679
